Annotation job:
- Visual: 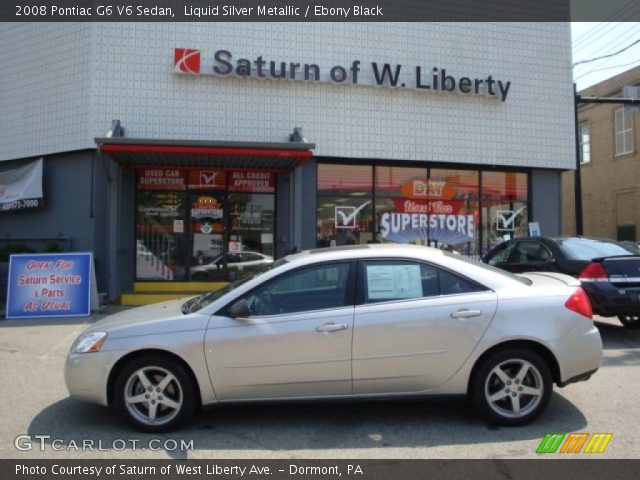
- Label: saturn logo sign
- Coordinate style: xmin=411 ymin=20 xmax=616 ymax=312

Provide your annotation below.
xmin=174 ymin=48 xmax=201 ymax=74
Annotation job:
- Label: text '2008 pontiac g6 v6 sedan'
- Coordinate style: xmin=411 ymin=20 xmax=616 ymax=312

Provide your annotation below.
xmin=65 ymin=244 xmax=602 ymax=431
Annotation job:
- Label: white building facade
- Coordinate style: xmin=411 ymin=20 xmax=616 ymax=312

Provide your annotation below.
xmin=0 ymin=23 xmax=574 ymax=301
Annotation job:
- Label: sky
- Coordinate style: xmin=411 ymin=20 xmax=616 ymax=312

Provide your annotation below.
xmin=571 ymin=22 xmax=640 ymax=91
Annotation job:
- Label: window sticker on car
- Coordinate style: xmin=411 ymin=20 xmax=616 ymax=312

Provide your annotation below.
xmin=367 ymin=264 xmax=422 ymax=300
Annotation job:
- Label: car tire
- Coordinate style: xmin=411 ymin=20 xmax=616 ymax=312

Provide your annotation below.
xmin=618 ymin=314 xmax=640 ymax=329
xmin=114 ymin=354 xmax=196 ymax=432
xmin=471 ymin=348 xmax=553 ymax=426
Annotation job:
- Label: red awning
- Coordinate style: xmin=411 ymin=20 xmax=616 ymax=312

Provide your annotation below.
xmin=96 ymin=138 xmax=314 ymax=171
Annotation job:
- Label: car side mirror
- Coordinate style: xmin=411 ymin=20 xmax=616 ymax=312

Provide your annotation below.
xmin=227 ymin=298 xmax=251 ymax=318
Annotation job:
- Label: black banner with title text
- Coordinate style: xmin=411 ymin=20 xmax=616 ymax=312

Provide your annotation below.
xmin=2 ymin=0 xmax=640 ymax=22
xmin=3 ymin=459 xmax=640 ymax=480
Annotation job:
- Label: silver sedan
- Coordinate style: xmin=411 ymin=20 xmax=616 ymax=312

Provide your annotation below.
xmin=65 ymin=244 xmax=602 ymax=431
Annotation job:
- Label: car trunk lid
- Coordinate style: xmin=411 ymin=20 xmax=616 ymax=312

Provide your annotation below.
xmin=518 ymin=271 xmax=581 ymax=288
xmin=596 ymin=255 xmax=640 ymax=287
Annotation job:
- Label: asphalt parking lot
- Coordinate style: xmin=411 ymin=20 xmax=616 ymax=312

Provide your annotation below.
xmin=0 ymin=309 xmax=639 ymax=459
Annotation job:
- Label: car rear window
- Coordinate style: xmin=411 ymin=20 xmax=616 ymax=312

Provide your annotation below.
xmin=556 ymin=238 xmax=635 ymax=260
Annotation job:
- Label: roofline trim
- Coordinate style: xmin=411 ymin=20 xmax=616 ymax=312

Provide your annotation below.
xmin=95 ymin=137 xmax=315 ymax=151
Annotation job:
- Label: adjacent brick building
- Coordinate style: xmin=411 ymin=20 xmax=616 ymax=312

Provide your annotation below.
xmin=563 ymin=66 xmax=640 ymax=240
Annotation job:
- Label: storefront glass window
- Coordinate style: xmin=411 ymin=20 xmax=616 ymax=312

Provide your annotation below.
xmin=136 ymin=167 xmax=276 ymax=282
xmin=317 ymin=164 xmax=373 ymax=247
xmin=428 ymin=169 xmax=479 ymax=256
xmin=375 ymin=166 xmax=428 ymax=245
xmin=316 ymin=163 xmax=529 ymax=258
xmin=481 ymin=171 xmax=528 ymax=254
xmin=136 ymin=190 xmax=187 ymax=281
xmin=375 ymin=167 xmax=479 ymax=256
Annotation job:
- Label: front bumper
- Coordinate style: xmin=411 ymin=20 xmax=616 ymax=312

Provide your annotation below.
xmin=64 ymin=349 xmax=124 ymax=406
xmin=582 ymin=282 xmax=640 ymax=317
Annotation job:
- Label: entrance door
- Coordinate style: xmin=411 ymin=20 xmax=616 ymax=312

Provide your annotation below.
xmin=136 ymin=191 xmax=187 ymax=280
xmin=228 ymin=192 xmax=275 ymax=279
xmin=189 ymin=192 xmax=226 ymax=281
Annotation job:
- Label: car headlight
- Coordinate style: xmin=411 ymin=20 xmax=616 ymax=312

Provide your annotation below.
xmin=73 ymin=332 xmax=107 ymax=353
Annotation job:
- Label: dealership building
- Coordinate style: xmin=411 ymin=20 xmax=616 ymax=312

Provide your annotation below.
xmin=0 ymin=23 xmax=574 ymax=304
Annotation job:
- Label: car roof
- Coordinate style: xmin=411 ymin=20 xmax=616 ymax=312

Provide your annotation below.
xmin=199 ymin=244 xmax=529 ymax=315
xmin=545 ymin=236 xmax=620 ymax=242
xmin=284 ymin=243 xmax=446 ymax=264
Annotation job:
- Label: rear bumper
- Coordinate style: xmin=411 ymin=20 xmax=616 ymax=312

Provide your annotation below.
xmin=582 ymin=282 xmax=640 ymax=317
xmin=557 ymin=368 xmax=598 ymax=387
xmin=553 ymin=319 xmax=602 ymax=385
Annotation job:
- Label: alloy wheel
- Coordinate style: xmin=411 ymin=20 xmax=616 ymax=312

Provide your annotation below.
xmin=484 ymin=358 xmax=544 ymax=419
xmin=123 ymin=366 xmax=183 ymax=426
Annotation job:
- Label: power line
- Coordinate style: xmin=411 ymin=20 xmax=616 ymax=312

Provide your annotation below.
xmin=573 ymin=37 xmax=640 ymax=66
xmin=574 ymin=24 xmax=640 ymax=73
xmin=574 ymin=23 xmax=620 ymax=52
xmin=573 ymin=6 xmax=640 ymax=52
xmin=574 ymin=22 xmax=639 ymax=58
xmin=575 ymin=59 xmax=640 ymax=81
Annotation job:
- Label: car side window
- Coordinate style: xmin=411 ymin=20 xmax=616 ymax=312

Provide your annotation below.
xmin=364 ymin=260 xmax=484 ymax=304
xmin=241 ymin=262 xmax=352 ymax=316
xmin=486 ymin=242 xmax=516 ymax=266
xmin=225 ymin=253 xmax=241 ymax=264
xmin=439 ymin=269 xmax=486 ymax=295
xmin=511 ymin=241 xmax=551 ymax=264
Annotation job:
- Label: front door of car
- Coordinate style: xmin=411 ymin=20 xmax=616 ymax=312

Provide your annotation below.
xmin=352 ymin=259 xmax=498 ymax=394
xmin=204 ymin=261 xmax=355 ymax=400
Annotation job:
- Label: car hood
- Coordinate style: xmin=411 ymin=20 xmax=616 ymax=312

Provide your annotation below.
xmin=86 ymin=297 xmax=208 ymax=339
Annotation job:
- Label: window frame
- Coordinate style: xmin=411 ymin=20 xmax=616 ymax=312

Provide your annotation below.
xmin=355 ymin=257 xmax=490 ymax=306
xmin=218 ymin=260 xmax=357 ymax=318
xmin=614 ymin=107 xmax=634 ymax=156
xmin=579 ymin=122 xmax=591 ymax=164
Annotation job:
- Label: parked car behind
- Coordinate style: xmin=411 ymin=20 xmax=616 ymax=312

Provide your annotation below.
xmin=618 ymin=240 xmax=640 ymax=254
xmin=66 ymin=244 xmax=602 ymax=431
xmin=190 ymin=251 xmax=273 ymax=280
xmin=483 ymin=236 xmax=640 ymax=328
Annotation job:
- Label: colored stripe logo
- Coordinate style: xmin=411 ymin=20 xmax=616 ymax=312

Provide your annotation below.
xmin=537 ymin=433 xmax=612 ymax=454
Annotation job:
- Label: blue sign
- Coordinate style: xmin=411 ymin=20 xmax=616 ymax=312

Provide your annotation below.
xmin=6 ymin=253 xmax=93 ymax=319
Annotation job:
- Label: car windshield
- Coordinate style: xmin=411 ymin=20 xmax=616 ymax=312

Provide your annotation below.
xmin=555 ymin=238 xmax=636 ymax=260
xmin=444 ymin=251 xmax=532 ymax=285
xmin=181 ymin=258 xmax=287 ymax=314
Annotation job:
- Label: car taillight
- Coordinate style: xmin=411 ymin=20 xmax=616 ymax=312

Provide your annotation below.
xmin=579 ymin=262 xmax=608 ymax=281
xmin=564 ymin=287 xmax=593 ymax=319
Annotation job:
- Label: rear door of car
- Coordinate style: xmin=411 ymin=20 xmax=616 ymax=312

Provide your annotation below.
xmin=352 ymin=259 xmax=498 ymax=395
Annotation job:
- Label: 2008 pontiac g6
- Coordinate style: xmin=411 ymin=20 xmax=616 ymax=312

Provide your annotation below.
xmin=65 ymin=244 xmax=602 ymax=431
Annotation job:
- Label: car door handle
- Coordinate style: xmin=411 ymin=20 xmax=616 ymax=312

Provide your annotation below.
xmin=450 ymin=309 xmax=482 ymax=319
xmin=316 ymin=322 xmax=349 ymax=333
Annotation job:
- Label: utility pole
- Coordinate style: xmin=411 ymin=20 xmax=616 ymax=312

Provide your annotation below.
xmin=573 ymin=86 xmax=640 ymax=236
